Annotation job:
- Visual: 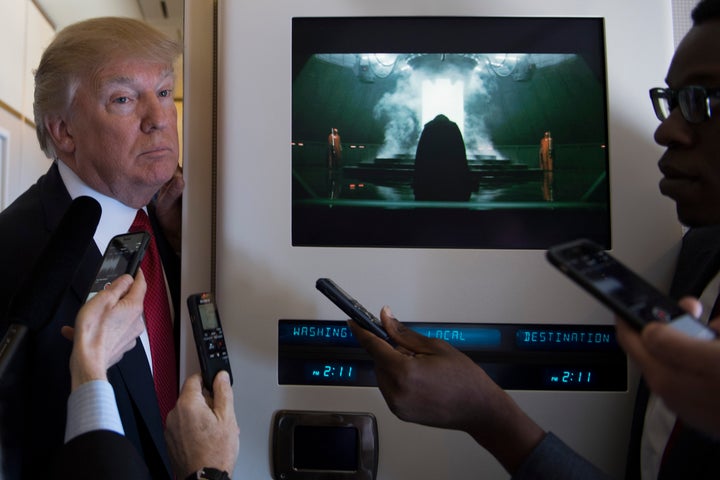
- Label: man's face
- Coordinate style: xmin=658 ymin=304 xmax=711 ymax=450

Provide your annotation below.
xmin=61 ymin=58 xmax=179 ymax=208
xmin=656 ymin=20 xmax=720 ymax=227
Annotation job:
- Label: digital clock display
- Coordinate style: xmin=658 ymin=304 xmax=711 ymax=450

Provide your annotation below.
xmin=545 ymin=368 xmax=596 ymax=388
xmin=278 ymin=320 xmax=626 ymax=391
xmin=305 ymin=362 xmax=357 ymax=382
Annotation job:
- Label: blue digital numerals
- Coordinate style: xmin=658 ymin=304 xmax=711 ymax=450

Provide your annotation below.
xmin=305 ymin=362 xmax=357 ymax=382
xmin=547 ymin=369 xmax=593 ymax=386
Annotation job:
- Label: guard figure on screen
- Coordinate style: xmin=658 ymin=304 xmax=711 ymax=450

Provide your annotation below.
xmin=327 ymin=127 xmax=342 ymax=170
xmin=539 ymin=131 xmax=554 ymax=172
xmin=539 ymin=131 xmax=555 ymax=201
xmin=412 ymin=114 xmax=472 ymax=202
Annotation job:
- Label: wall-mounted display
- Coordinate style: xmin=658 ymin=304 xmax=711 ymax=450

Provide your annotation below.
xmin=292 ymin=16 xmax=610 ymax=249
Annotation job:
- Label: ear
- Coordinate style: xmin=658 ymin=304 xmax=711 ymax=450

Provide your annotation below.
xmin=45 ymin=114 xmax=75 ymax=154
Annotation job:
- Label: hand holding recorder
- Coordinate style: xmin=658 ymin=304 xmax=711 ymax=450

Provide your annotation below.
xmin=616 ymin=297 xmax=720 ymax=436
xmin=165 ymin=372 xmax=239 ymax=479
xmin=349 ymin=305 xmax=548 ymax=474
xmin=64 ymin=273 xmax=147 ymax=390
xmin=549 ymin=239 xmax=720 ymax=435
xmin=85 ymin=232 xmax=150 ymax=301
xmin=316 ymin=278 xmax=391 ymax=342
xmin=546 ymin=239 xmax=716 ymax=340
xmin=186 ymin=292 xmax=233 ymax=392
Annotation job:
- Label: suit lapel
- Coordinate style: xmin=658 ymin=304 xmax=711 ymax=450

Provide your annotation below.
xmin=669 ymin=225 xmax=720 ymax=299
xmin=38 ymin=163 xmax=102 ymax=311
xmin=116 ymin=342 xmax=172 ymax=476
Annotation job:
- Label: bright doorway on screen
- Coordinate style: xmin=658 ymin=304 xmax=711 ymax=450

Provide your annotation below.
xmin=422 ymin=78 xmax=465 ymax=136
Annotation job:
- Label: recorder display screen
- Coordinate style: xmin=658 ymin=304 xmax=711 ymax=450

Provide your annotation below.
xmin=198 ymin=302 xmax=219 ymax=330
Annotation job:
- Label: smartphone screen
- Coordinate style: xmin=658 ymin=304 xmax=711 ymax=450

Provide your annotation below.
xmin=86 ymin=231 xmax=150 ymax=301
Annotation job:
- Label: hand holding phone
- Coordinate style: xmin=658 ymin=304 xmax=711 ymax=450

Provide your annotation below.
xmin=186 ymin=292 xmax=233 ymax=392
xmin=86 ymin=232 xmax=150 ymax=301
xmin=546 ymin=238 xmax=716 ymax=340
xmin=316 ymin=278 xmax=391 ymax=342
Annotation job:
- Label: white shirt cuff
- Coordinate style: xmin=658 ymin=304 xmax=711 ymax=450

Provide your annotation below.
xmin=64 ymin=380 xmax=124 ymax=443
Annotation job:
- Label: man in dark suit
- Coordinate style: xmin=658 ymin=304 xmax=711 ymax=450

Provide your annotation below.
xmin=617 ymin=0 xmax=720 ymax=474
xmin=619 ymin=227 xmax=720 ymax=479
xmin=51 ymin=273 xmax=238 ymax=480
xmin=350 ymin=2 xmax=720 ymax=478
xmin=0 ymin=17 xmax=183 ymax=479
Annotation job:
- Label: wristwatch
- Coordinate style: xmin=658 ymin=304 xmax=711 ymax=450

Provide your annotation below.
xmin=187 ymin=467 xmax=231 ymax=480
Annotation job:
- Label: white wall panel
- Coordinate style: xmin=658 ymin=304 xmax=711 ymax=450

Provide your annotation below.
xmin=0 ymin=0 xmax=27 ymax=113
xmin=193 ymin=1 xmax=682 ymax=478
xmin=24 ymin=6 xmax=55 ymax=121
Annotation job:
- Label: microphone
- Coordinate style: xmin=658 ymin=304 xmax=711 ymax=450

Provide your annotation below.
xmin=0 ymin=196 xmax=102 ymax=380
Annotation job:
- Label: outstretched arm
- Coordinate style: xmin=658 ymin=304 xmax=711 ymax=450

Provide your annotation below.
xmin=349 ymin=306 xmax=545 ymax=474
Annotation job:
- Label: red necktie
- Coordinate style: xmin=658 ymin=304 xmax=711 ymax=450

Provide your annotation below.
xmin=130 ymin=209 xmax=177 ymax=426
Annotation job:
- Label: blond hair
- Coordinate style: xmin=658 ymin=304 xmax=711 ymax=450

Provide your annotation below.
xmin=34 ymin=17 xmax=182 ymax=158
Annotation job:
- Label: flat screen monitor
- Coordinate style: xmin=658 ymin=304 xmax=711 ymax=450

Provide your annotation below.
xmin=292 ymin=16 xmax=610 ymax=249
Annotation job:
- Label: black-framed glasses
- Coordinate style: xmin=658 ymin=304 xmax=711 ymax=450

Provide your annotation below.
xmin=649 ymin=86 xmax=720 ymax=123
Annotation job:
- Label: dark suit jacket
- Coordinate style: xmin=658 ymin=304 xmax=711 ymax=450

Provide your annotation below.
xmin=513 ymin=432 xmax=611 ymax=479
xmin=624 ymin=225 xmax=720 ymax=480
xmin=0 ymin=163 xmax=180 ymax=479
xmin=52 ymin=430 xmax=152 ymax=480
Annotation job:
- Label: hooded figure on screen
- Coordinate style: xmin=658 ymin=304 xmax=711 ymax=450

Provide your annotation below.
xmin=413 ymin=114 xmax=473 ymax=201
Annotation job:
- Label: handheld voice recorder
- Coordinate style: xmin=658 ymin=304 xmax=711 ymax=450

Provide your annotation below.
xmin=186 ymin=292 xmax=233 ymax=392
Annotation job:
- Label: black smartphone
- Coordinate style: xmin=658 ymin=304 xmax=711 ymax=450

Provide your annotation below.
xmin=85 ymin=231 xmax=150 ymax=301
xmin=316 ymin=278 xmax=391 ymax=342
xmin=547 ymin=238 xmax=716 ymax=340
xmin=186 ymin=292 xmax=233 ymax=392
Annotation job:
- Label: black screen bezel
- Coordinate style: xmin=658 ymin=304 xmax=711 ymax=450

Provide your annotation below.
xmin=292 ymin=16 xmax=610 ymax=250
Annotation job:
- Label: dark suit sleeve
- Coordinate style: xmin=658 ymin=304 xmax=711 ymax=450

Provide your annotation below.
xmin=52 ymin=430 xmax=152 ymax=480
xmin=512 ymin=432 xmax=612 ymax=480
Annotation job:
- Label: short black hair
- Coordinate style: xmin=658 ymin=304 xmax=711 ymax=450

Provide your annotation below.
xmin=692 ymin=0 xmax=720 ymax=25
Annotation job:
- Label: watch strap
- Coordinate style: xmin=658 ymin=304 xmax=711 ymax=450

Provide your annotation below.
xmin=186 ymin=467 xmax=230 ymax=480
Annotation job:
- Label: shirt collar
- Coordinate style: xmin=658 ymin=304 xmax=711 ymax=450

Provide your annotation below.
xmin=56 ymin=160 xmax=145 ymax=253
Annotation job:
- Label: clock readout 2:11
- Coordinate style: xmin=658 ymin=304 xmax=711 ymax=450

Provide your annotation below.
xmin=548 ymin=369 xmax=593 ymax=385
xmin=307 ymin=362 xmax=357 ymax=381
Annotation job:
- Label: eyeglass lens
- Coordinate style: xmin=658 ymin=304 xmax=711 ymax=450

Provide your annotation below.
xmin=679 ymin=87 xmax=711 ymax=123
xmin=651 ymin=86 xmax=712 ymax=123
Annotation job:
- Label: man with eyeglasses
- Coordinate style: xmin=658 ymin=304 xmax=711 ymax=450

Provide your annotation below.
xmin=350 ymin=0 xmax=720 ymax=478
xmin=616 ymin=0 xmax=720 ymax=477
